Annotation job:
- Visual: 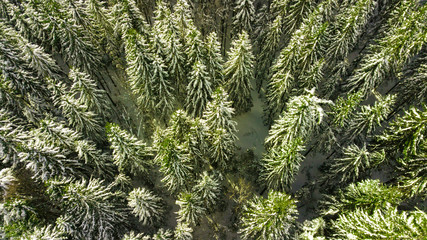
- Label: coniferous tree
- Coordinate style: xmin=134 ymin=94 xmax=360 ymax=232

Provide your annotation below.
xmin=331 ymin=207 xmax=426 ymax=239
xmin=0 ymin=168 xmax=15 ymax=195
xmin=322 ymin=179 xmax=404 ymax=216
xmin=106 ymin=123 xmax=152 ymax=175
xmin=204 ymin=32 xmax=224 ymax=88
xmin=185 ymin=60 xmax=213 ymax=118
xmin=232 ymin=0 xmax=255 ymax=34
xmin=174 ymin=222 xmax=193 ymax=240
xmin=326 ymin=144 xmax=385 ymax=183
xmin=21 ymin=225 xmax=65 ymax=240
xmin=155 ymin=138 xmax=193 ymax=193
xmin=151 ymin=55 xmax=176 ymax=122
xmin=48 ymin=178 xmax=127 ymax=240
xmin=176 ymin=191 xmax=206 ymax=226
xmin=299 ymin=218 xmax=326 ymax=240
xmin=224 ymin=31 xmax=254 ymax=113
xmin=239 ymin=191 xmax=298 ymax=240
xmin=192 ymin=171 xmax=221 ymax=210
xmin=127 ymin=187 xmax=164 ymax=226
xmin=203 ymin=87 xmax=238 ymax=141
xmin=69 ymin=68 xmax=109 ymax=117
xmin=347 ymin=1 xmax=427 ymax=96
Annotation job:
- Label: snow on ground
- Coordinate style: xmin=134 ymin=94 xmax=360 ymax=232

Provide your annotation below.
xmin=233 ymin=86 xmax=269 ymax=160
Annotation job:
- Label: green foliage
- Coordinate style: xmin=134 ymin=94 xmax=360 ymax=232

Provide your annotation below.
xmin=176 ymin=191 xmax=206 ymax=226
xmin=48 ymin=178 xmax=127 ymax=240
xmin=155 ymin=138 xmax=193 ymax=193
xmin=327 ymin=144 xmax=385 ymax=183
xmin=331 ymin=206 xmax=426 ymax=239
xmin=122 ymin=231 xmax=145 ymax=240
xmin=239 ymin=191 xmax=298 ymax=240
xmin=0 ymin=198 xmax=39 ymax=238
xmin=327 ymin=0 xmax=376 ymax=61
xmin=174 ymin=222 xmax=193 ymax=240
xmin=106 ymin=123 xmax=152 ymax=175
xmin=0 ymin=168 xmax=15 ymax=195
xmin=209 ymin=128 xmax=235 ymax=169
xmin=185 ymin=60 xmax=212 ymax=118
xmin=299 ymin=217 xmax=325 ymax=240
xmin=323 ymin=179 xmax=403 ymax=216
xmin=69 ymin=68 xmax=108 ymax=116
xmin=204 ymin=32 xmax=224 ymax=88
xmin=224 ymin=31 xmax=254 ymax=113
xmin=232 ymin=0 xmax=255 ymax=34
xmin=262 ymin=138 xmax=304 ymax=191
xmin=127 ymin=187 xmax=164 ymax=226
xmin=265 ymin=89 xmax=331 ymax=149
xmin=346 ymin=93 xmax=396 ymax=140
xmin=193 ymin=171 xmax=221 ymax=210
xmin=379 ymin=105 xmax=427 ymax=156
xmin=203 ymin=87 xmax=238 ymax=141
xmin=347 ymin=1 xmax=427 ymax=95
xmin=21 ymin=225 xmax=65 ymax=240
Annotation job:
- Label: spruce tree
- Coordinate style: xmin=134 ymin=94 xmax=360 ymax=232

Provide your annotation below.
xmin=239 ymin=191 xmax=298 ymax=240
xmin=127 ymin=187 xmax=164 ymax=226
xmin=232 ymin=0 xmax=255 ymax=34
xmin=204 ymin=32 xmax=224 ymax=88
xmin=224 ymin=31 xmax=254 ymax=114
xmin=185 ymin=61 xmax=212 ymax=118
xmin=106 ymin=123 xmax=152 ymax=175
xmin=203 ymin=87 xmax=238 ymax=141
xmin=48 ymin=178 xmax=127 ymax=240
xmin=176 ymin=191 xmax=207 ymax=226
xmin=331 ymin=207 xmax=426 ymax=239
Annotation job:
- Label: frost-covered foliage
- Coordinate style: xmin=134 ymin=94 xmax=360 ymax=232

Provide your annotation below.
xmin=21 ymin=225 xmax=65 ymax=240
xmin=174 ymin=222 xmax=193 ymax=240
xmin=233 ymin=0 xmax=255 ymax=34
xmin=185 ymin=60 xmax=212 ymax=118
xmin=106 ymin=123 xmax=152 ymax=175
xmin=176 ymin=191 xmax=206 ymax=226
xmin=299 ymin=218 xmax=325 ymax=240
xmin=0 ymin=168 xmax=15 ymax=195
xmin=193 ymin=171 xmax=221 ymax=210
xmin=332 ymin=206 xmax=427 ymax=239
xmin=239 ymin=191 xmax=298 ymax=240
xmin=224 ymin=31 xmax=254 ymax=113
xmin=322 ymin=179 xmax=404 ymax=216
xmin=48 ymin=178 xmax=127 ymax=240
xmin=127 ymin=187 xmax=164 ymax=226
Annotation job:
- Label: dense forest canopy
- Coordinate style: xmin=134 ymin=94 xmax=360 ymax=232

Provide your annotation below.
xmin=0 ymin=0 xmax=426 ymax=239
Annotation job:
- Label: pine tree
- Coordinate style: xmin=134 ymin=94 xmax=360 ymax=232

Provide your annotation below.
xmin=69 ymin=67 xmax=109 ymax=117
xmin=124 ymin=29 xmax=153 ymax=110
xmin=0 ymin=168 xmax=15 ymax=195
xmin=345 ymin=93 xmax=396 ymax=141
xmin=185 ymin=60 xmax=212 ymax=118
xmin=0 ymin=198 xmax=39 ymax=238
xmin=299 ymin=218 xmax=326 ymax=240
xmin=209 ymin=128 xmax=236 ymax=169
xmin=151 ymin=55 xmax=176 ymax=121
xmin=122 ymin=231 xmax=145 ymax=240
xmin=203 ymin=87 xmax=238 ymax=141
xmin=21 ymin=225 xmax=65 ymax=240
xmin=165 ymin=32 xmax=186 ymax=99
xmin=185 ymin=25 xmax=205 ymax=68
xmin=127 ymin=187 xmax=164 ymax=226
xmin=232 ymin=0 xmax=255 ymax=34
xmin=106 ymin=123 xmax=153 ymax=175
xmin=239 ymin=191 xmax=298 ymax=240
xmin=262 ymin=138 xmax=304 ymax=191
xmin=155 ymin=138 xmax=193 ymax=193
xmin=265 ymin=89 xmax=331 ymax=149
xmin=204 ymin=32 xmax=223 ymax=88
xmin=326 ymin=144 xmax=385 ymax=183
xmin=322 ymin=179 xmax=403 ymax=216
xmin=192 ymin=171 xmax=221 ymax=210
xmin=58 ymin=94 xmax=102 ymax=137
xmin=224 ymin=31 xmax=254 ymax=113
xmin=327 ymin=0 xmax=376 ymax=62
xmin=176 ymin=191 xmax=207 ymax=226
xmin=347 ymin=1 xmax=427 ymax=96
xmin=48 ymin=178 xmax=127 ymax=240
xmin=152 ymin=228 xmax=173 ymax=239
xmin=174 ymin=222 xmax=193 ymax=240
xmin=265 ymin=1 xmax=333 ymax=120
xmin=331 ymin=206 xmax=426 ymax=239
